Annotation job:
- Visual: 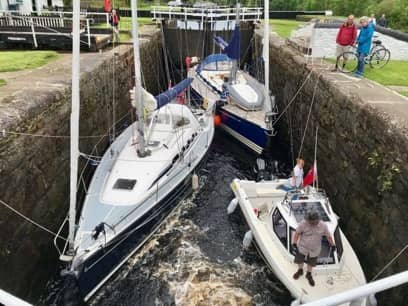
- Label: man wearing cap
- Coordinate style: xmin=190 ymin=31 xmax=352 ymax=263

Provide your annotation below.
xmin=292 ymin=210 xmax=336 ymax=286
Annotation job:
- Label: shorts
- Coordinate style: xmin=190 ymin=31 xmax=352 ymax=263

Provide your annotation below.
xmin=294 ymin=251 xmax=318 ymax=267
xmin=336 ymin=44 xmax=352 ymax=57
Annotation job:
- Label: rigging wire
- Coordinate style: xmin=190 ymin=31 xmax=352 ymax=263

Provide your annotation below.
xmin=272 ymin=70 xmax=313 ymax=127
xmin=0 ymin=199 xmax=67 ymax=241
xmin=297 ymin=73 xmax=320 ymax=159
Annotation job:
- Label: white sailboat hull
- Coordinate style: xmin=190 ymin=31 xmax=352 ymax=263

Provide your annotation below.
xmin=69 ymin=103 xmax=215 ymax=301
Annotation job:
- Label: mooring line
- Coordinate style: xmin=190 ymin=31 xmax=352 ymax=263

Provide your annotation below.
xmin=272 ymin=69 xmax=313 ymax=127
xmin=371 ymin=244 xmax=408 ymax=282
xmin=0 ymin=199 xmax=67 ymax=241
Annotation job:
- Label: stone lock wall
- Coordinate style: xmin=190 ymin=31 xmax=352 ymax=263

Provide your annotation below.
xmin=262 ymin=33 xmax=408 ymax=304
xmin=0 ymin=31 xmax=163 ymax=302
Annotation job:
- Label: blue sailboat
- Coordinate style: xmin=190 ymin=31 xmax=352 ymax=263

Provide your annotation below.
xmin=188 ymin=3 xmax=277 ymax=154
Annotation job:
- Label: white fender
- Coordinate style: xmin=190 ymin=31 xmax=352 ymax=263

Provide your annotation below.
xmin=192 ymin=173 xmax=199 ymax=190
xmin=243 ymin=230 xmax=253 ymax=249
xmin=368 ymin=294 xmax=377 ymax=306
xmin=227 ymin=198 xmax=238 ymax=214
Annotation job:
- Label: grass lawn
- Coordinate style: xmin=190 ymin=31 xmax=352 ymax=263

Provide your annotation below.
xmin=269 ymin=19 xmax=305 ymax=38
xmin=400 ymin=91 xmax=408 ymax=97
xmin=0 ymin=51 xmax=59 ymax=72
xmin=119 ymin=32 xmax=132 ymax=42
xmin=92 ymin=17 xmax=153 ymax=31
xmin=363 ymin=61 xmax=408 ymax=87
xmin=0 ymin=79 xmax=6 ymax=86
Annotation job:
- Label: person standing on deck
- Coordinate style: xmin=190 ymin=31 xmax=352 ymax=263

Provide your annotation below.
xmin=290 ymin=158 xmax=304 ymax=189
xmin=332 ymin=15 xmax=357 ymax=71
xmin=354 ymin=16 xmax=375 ymax=78
xmin=292 ymin=211 xmax=336 ymax=286
xmin=109 ymin=9 xmax=120 ymax=43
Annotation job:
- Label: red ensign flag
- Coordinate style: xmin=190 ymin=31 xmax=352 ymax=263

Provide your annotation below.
xmin=303 ymin=162 xmax=317 ymax=186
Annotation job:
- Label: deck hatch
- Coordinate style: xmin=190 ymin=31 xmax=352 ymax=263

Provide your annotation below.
xmin=113 ymin=179 xmax=137 ymax=190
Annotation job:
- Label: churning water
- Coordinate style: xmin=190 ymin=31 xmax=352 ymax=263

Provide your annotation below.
xmin=85 ymin=131 xmax=292 ymax=306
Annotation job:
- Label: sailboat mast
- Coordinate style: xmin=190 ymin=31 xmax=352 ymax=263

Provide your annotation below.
xmin=230 ymin=2 xmax=240 ymax=82
xmin=131 ymin=0 xmax=146 ymax=156
xmin=68 ymin=0 xmax=81 ymax=248
xmin=263 ymin=0 xmax=269 ymax=99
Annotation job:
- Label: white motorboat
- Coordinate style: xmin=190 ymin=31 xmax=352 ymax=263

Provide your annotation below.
xmin=230 ymin=178 xmax=369 ymax=305
xmin=57 ymin=0 xmax=215 ymax=301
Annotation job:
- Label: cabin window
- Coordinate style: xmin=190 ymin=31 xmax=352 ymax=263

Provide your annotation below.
xmin=289 ymin=227 xmax=296 ymax=255
xmin=334 ymin=226 xmax=344 ymax=261
xmin=146 ymin=113 xmax=171 ymax=125
xmin=272 ymin=209 xmax=288 ymax=249
xmin=113 ymin=179 xmax=137 ymax=190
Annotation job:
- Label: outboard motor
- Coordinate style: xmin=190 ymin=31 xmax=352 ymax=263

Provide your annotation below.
xmin=254 ymin=157 xmax=268 ymax=182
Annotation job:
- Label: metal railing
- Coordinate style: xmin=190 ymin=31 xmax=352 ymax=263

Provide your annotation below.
xmin=0 ymin=9 xmax=111 ymax=26
xmin=291 ymin=270 xmax=408 ymax=306
xmin=151 ymin=6 xmax=263 ymax=23
xmin=0 ymin=13 xmax=93 ymax=48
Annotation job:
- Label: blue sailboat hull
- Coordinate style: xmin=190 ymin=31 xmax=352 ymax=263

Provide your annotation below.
xmin=217 ymin=106 xmax=269 ymax=154
xmin=190 ymin=87 xmax=270 ymax=154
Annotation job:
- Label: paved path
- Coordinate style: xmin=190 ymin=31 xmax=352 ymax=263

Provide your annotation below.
xmin=306 ymin=60 xmax=408 ymax=130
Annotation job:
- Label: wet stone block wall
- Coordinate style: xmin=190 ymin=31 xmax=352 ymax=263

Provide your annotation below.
xmin=0 ymin=31 xmax=163 ymax=302
xmin=262 ymin=34 xmax=408 ymax=304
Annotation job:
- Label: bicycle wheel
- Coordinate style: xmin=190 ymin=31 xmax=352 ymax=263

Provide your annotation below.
xmin=369 ymin=48 xmax=391 ymax=69
xmin=336 ymin=52 xmax=358 ymax=73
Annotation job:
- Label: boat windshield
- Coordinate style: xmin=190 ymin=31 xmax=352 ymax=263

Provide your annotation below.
xmin=200 ymin=54 xmax=233 ymax=71
xmin=289 ymin=227 xmax=337 ymax=265
xmin=202 ymin=60 xmax=232 ymax=71
xmin=290 ymin=200 xmax=330 ymax=223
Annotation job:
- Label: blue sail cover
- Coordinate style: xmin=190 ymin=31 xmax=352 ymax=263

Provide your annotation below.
xmin=155 ymin=78 xmax=193 ymax=109
xmin=223 ymin=24 xmax=240 ymax=60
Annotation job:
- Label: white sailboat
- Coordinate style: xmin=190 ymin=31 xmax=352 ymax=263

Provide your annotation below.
xmin=188 ymin=2 xmax=277 ymax=154
xmin=58 ymin=0 xmax=215 ymax=301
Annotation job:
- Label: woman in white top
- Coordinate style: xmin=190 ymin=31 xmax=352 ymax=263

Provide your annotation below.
xmin=291 ymin=158 xmax=304 ymax=188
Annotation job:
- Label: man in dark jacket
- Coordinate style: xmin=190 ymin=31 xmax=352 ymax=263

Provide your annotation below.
xmin=378 ymin=14 xmax=387 ymax=27
xmin=355 ymin=16 xmax=375 ymax=78
xmin=333 ymin=15 xmax=357 ymax=71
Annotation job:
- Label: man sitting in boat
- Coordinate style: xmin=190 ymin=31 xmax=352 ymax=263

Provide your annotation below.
xmin=291 ymin=158 xmax=304 ymax=189
xmin=292 ymin=210 xmax=336 ymax=286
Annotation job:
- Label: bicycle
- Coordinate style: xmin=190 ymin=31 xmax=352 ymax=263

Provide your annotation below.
xmin=335 ymin=36 xmax=391 ymax=73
